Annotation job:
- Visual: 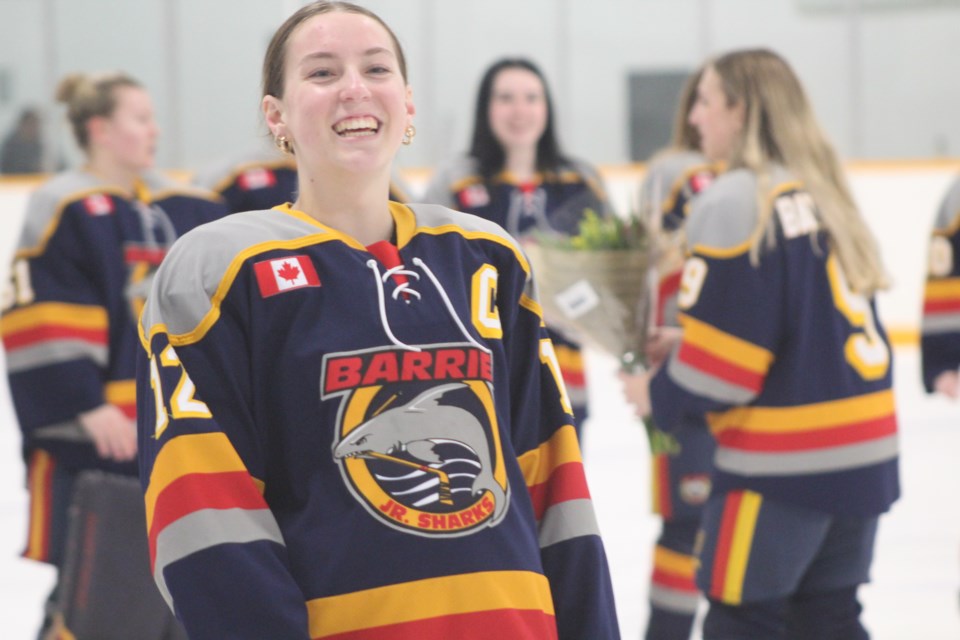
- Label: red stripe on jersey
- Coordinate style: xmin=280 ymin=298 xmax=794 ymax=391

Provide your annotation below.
xmin=651 ymin=567 xmax=698 ymax=593
xmin=526 ymin=461 xmax=591 ymax=521
xmin=677 ymin=342 xmax=764 ymax=393
xmin=3 ymin=325 xmax=108 ymax=351
xmin=656 ymin=271 xmax=682 ymax=326
xmin=124 ymin=246 xmax=168 ymax=265
xmin=716 ymin=413 xmax=897 ymax=452
xmin=317 ymin=608 xmax=558 ymax=640
xmin=560 ymin=366 xmax=586 ymax=389
xmin=148 ymin=470 xmax=268 ymax=565
xmin=709 ymin=491 xmax=742 ymax=601
xmin=923 ymin=299 xmax=960 ymax=314
xmin=115 ymin=402 xmax=136 ymax=420
xmin=652 ymin=453 xmax=673 ymax=519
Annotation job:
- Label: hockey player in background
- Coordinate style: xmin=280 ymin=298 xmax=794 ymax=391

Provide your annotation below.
xmin=0 ymin=71 xmax=227 ymax=639
xmin=423 ymin=57 xmax=609 ymax=442
xmin=921 ymin=175 xmax=960 ymax=397
xmin=621 ymin=48 xmax=899 ymax=639
xmin=193 ymin=142 xmax=416 ymax=213
xmin=629 ymin=65 xmax=719 ymax=640
xmin=136 ymin=2 xmax=620 ymax=638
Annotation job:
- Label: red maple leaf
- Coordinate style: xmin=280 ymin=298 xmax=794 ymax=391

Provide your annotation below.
xmin=276 ymin=261 xmax=301 ymax=282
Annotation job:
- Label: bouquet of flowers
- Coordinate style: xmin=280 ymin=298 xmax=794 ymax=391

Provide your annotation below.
xmin=525 ymin=209 xmax=654 ymax=373
xmin=526 ymin=210 xmax=677 ymax=453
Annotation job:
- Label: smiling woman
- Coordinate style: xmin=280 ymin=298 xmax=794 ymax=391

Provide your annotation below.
xmin=134 ymin=2 xmax=620 ymax=639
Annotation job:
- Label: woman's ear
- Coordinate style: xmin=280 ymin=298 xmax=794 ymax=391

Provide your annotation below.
xmin=262 ymin=95 xmax=285 ymax=138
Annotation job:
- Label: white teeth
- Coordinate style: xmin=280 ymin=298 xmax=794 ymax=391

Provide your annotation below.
xmin=334 ymin=116 xmax=378 ymax=134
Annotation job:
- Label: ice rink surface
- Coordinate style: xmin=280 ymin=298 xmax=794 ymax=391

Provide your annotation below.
xmin=0 ymin=345 xmax=958 ymax=638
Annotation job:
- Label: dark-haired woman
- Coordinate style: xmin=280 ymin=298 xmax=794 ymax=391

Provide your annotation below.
xmin=425 ymin=57 xmax=609 ymax=439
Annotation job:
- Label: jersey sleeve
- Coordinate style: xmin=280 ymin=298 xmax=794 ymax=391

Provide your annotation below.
xmin=137 ymin=240 xmax=310 ymax=639
xmin=503 ymin=253 xmax=620 ymax=639
xmin=921 ymin=176 xmax=960 ymax=391
xmin=2 ymin=190 xmax=111 ymax=442
xmin=649 ymin=174 xmax=780 ymax=430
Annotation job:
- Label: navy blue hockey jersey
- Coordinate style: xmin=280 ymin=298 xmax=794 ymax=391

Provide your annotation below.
xmin=1 ymin=170 xmax=228 ymax=474
xmin=650 ymin=168 xmax=900 ymax=518
xmin=137 ymin=202 xmax=619 ymax=639
xmin=921 ymin=175 xmax=960 ymax=391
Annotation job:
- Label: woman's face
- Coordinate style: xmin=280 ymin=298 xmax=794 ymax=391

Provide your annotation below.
xmin=487 ymin=67 xmax=548 ymax=154
xmin=263 ymin=11 xmax=414 ymax=175
xmin=688 ymin=66 xmax=744 ymax=163
xmin=93 ymin=86 xmax=158 ymax=171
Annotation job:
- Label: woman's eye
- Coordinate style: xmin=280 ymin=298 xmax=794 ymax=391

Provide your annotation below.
xmin=309 ymin=69 xmax=333 ymax=79
xmin=368 ymin=65 xmax=390 ymax=75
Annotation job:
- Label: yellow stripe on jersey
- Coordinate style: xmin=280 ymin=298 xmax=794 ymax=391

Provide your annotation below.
xmin=707 ymin=389 xmax=895 ymax=435
xmin=924 ymin=278 xmax=960 ymax=300
xmin=552 ymin=343 xmax=584 ymax=374
xmin=679 ymin=313 xmax=774 ymax=373
xmin=305 ymin=570 xmax=554 ymax=637
xmin=145 ymin=432 xmax=263 ymax=530
xmin=722 ymin=490 xmax=762 ymax=604
xmin=654 ymin=545 xmax=697 ymax=578
xmin=517 ymin=425 xmax=582 ymax=488
xmin=1 ymin=302 xmax=108 ymax=335
xmin=105 ymin=380 xmax=136 ymax=406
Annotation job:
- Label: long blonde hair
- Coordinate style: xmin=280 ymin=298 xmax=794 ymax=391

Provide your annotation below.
xmin=712 ymin=48 xmax=887 ymax=293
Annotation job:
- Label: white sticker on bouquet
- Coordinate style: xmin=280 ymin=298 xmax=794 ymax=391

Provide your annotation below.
xmin=554 ymin=279 xmax=600 ymax=319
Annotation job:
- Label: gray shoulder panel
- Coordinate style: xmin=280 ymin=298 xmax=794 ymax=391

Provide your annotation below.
xmin=142 ymin=209 xmax=324 ymax=337
xmin=192 ymin=145 xmax=290 ymax=191
xmin=685 ymin=169 xmax=759 ymax=250
xmin=640 ymin=150 xmax=709 ymax=216
xmin=934 ymin=175 xmax=960 ymax=231
xmin=421 ymin=155 xmax=479 ymax=207
xmin=407 ymin=202 xmax=520 ymax=248
xmin=18 ymin=171 xmax=109 ymax=250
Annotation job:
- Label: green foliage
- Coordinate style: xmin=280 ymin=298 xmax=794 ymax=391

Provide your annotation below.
xmin=545 ymin=209 xmax=648 ymax=251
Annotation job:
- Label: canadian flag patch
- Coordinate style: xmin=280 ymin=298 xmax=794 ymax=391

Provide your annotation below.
xmin=458 ymin=184 xmax=490 ymax=209
xmin=238 ymin=167 xmax=276 ymax=191
xmin=83 ymin=193 xmax=114 ymax=215
xmin=254 ymin=255 xmax=321 ymax=297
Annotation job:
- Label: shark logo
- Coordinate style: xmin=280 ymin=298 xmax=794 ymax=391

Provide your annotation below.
xmin=324 ymin=345 xmax=510 ymax=538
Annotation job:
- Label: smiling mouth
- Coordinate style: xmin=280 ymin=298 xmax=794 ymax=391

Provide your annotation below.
xmin=333 ymin=116 xmax=379 ymax=138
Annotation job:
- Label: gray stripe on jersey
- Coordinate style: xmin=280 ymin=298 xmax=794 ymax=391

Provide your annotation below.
xmin=649 ymin=584 xmax=700 ymax=615
xmin=667 ymin=356 xmax=757 ymax=405
xmin=142 ymin=209 xmax=323 ymax=336
xmin=714 ymin=434 xmax=899 ymax=476
xmin=922 ymin=314 xmax=960 ymax=334
xmin=4 ymin=340 xmax=108 ymax=372
xmin=538 ymin=498 xmax=601 ymax=549
xmin=153 ymin=507 xmax=284 ymax=608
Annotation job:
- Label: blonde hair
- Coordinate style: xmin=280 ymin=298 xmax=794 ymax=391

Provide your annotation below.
xmin=55 ymin=71 xmax=142 ymax=151
xmin=670 ymin=66 xmax=704 ymax=152
xmin=712 ymin=49 xmax=887 ymax=293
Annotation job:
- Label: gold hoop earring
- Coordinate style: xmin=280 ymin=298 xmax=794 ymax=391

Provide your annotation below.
xmin=402 ymin=125 xmax=416 ymax=146
xmin=275 ymin=135 xmax=293 ymax=155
